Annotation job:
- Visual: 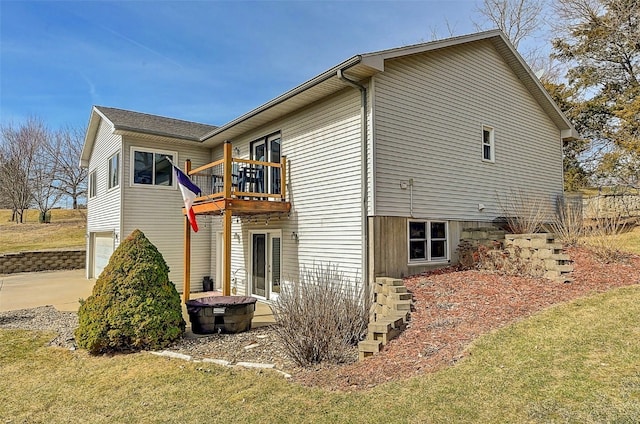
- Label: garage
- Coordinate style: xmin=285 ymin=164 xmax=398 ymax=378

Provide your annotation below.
xmin=93 ymin=232 xmax=114 ymax=278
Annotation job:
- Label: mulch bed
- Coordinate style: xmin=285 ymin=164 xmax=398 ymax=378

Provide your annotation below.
xmin=293 ymin=246 xmax=640 ymax=391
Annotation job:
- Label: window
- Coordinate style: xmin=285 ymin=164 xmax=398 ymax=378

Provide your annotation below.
xmin=131 ymin=148 xmax=176 ymax=187
xmin=408 ymin=221 xmax=448 ymax=263
xmin=108 ymin=152 xmax=119 ymax=189
xmin=482 ymin=125 xmax=494 ymax=162
xmin=89 ymin=170 xmax=97 ymax=198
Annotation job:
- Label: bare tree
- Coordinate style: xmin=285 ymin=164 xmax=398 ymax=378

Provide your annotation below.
xmin=0 ymin=118 xmax=40 ymax=223
xmin=30 ymin=124 xmax=64 ymax=221
xmin=54 ymin=126 xmax=88 ymax=209
xmin=473 ymin=0 xmax=547 ymax=49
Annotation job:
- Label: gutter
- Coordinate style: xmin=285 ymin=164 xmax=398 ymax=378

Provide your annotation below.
xmin=337 ymin=67 xmax=370 ymax=301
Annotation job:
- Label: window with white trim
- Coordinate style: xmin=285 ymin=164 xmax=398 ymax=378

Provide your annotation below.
xmin=108 ymin=152 xmax=119 ymax=189
xmin=89 ymin=170 xmax=97 ymax=198
xmin=131 ymin=147 xmax=176 ymax=187
xmin=408 ymin=220 xmax=448 ymax=262
xmin=482 ymin=125 xmax=494 ymax=162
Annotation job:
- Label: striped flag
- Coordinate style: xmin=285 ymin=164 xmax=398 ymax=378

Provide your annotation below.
xmin=173 ymin=164 xmax=202 ymax=232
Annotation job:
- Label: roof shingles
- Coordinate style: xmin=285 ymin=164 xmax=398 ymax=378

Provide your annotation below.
xmin=95 ymin=106 xmax=217 ymax=141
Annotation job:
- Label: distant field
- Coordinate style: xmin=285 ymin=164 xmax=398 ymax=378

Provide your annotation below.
xmin=0 ymin=209 xmax=86 ymax=254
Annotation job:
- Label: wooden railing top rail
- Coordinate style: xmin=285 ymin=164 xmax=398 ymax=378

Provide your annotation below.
xmin=188 ymin=158 xmax=224 ymax=176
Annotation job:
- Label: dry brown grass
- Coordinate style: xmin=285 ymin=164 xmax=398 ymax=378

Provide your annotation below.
xmin=0 ymin=209 xmax=85 ymax=254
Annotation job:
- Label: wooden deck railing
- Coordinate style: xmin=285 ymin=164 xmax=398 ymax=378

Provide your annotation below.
xmin=187 ymin=141 xmax=287 ymax=204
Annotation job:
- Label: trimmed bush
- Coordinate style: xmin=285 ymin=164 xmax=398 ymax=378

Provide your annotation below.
xmin=75 ymin=229 xmax=185 ymax=354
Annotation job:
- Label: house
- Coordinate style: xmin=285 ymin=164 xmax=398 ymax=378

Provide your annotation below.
xmin=80 ymin=30 xmax=577 ymax=301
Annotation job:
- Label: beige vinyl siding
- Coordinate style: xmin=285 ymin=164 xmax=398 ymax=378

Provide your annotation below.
xmin=373 ymin=40 xmax=564 ymax=221
xmin=86 ymin=119 xmax=123 ymax=278
xmin=122 ymin=136 xmax=211 ymax=293
xmin=210 ymin=88 xmax=364 ymax=289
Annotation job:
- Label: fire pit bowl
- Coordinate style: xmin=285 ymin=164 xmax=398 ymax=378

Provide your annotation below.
xmin=185 ymin=296 xmax=257 ymax=334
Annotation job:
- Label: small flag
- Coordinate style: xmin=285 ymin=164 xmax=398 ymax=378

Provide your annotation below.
xmin=173 ymin=164 xmax=202 ymax=232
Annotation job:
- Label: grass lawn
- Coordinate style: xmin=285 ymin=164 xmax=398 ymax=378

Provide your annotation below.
xmin=618 ymin=225 xmax=640 ymax=254
xmin=0 ymin=209 xmax=86 ymax=254
xmin=1 ymin=285 xmax=639 ymax=423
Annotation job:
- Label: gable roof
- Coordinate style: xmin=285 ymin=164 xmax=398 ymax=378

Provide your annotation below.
xmin=200 ymin=29 xmax=577 ymax=146
xmin=80 ymin=29 xmax=578 ymax=167
xmin=80 ymin=106 xmax=217 ymax=167
xmin=95 ymin=106 xmax=217 ymax=140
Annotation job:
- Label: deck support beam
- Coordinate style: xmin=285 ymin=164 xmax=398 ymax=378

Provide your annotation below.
xmin=183 ymin=159 xmax=192 ymax=303
xmin=223 ymin=141 xmax=233 ymax=296
xmin=223 ymin=210 xmax=232 ymax=296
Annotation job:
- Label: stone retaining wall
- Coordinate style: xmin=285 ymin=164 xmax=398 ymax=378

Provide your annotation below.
xmin=0 ymin=249 xmax=85 ymax=274
xmin=459 ymin=227 xmax=506 ymax=248
xmin=504 ymin=234 xmax=573 ymax=281
xmin=583 ymin=194 xmax=640 ymax=218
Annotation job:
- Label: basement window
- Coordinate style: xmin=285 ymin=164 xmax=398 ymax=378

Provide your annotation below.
xmin=408 ymin=220 xmax=448 ymax=263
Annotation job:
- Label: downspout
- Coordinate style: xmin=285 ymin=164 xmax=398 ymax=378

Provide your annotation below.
xmin=337 ymin=67 xmax=370 ymax=300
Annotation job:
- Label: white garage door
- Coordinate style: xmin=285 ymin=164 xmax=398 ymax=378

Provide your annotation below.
xmin=94 ymin=233 xmax=114 ymax=278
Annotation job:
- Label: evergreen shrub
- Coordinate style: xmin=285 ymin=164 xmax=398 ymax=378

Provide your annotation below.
xmin=75 ymin=229 xmax=185 ymax=354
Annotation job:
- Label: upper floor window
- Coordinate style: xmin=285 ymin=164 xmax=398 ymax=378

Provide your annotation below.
xmin=408 ymin=220 xmax=448 ymax=263
xmin=482 ymin=125 xmax=494 ymax=162
xmin=108 ymin=152 xmax=119 ymax=189
xmin=89 ymin=170 xmax=97 ymax=198
xmin=131 ymin=147 xmax=176 ymax=187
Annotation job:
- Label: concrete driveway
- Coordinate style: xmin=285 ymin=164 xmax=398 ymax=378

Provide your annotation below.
xmin=0 ymin=270 xmax=93 ymax=312
xmin=0 ymin=269 xmax=275 ymax=328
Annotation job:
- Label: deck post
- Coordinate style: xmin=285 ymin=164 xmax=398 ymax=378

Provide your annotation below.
xmin=223 ymin=142 xmax=233 ymax=296
xmin=223 ymin=210 xmax=232 ymax=296
xmin=183 ymin=159 xmax=192 ymax=303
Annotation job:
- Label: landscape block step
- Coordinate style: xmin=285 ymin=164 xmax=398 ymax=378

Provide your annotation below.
xmin=375 ymin=277 xmax=405 ymax=286
xmin=369 ymin=328 xmax=401 ymax=345
xmin=387 ymin=292 xmax=412 ymax=301
xmin=548 ymin=264 xmax=574 ymax=272
xmin=369 ymin=321 xmax=392 ymax=333
xmin=387 ymin=285 xmax=408 ymax=294
xmin=358 ymin=340 xmax=383 ymax=360
xmin=376 ymin=316 xmax=406 ymax=330
xmin=385 ymin=300 xmax=411 ymax=311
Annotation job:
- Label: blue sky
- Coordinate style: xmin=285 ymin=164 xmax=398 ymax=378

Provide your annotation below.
xmin=1 ymin=1 xmax=483 ymax=130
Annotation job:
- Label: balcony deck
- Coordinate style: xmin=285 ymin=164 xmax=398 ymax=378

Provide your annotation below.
xmin=186 ymin=147 xmax=290 ymax=216
xmin=181 ymin=141 xmax=290 ymax=300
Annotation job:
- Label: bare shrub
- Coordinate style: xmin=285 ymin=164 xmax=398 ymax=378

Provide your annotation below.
xmin=582 ymin=214 xmax=631 ymax=263
xmin=477 ymin=244 xmax=546 ymax=277
xmin=270 ymin=264 xmax=370 ymax=367
xmin=458 ymin=241 xmax=545 ymax=278
xmin=550 ymin=194 xmax=583 ymax=245
xmin=496 ymin=189 xmax=551 ymax=234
